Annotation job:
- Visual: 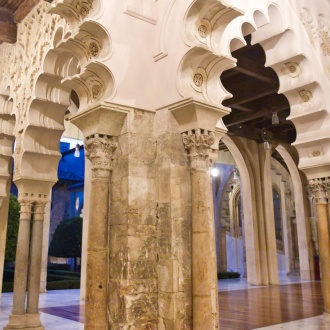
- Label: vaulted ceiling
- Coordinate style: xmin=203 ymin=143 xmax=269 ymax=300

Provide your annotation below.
xmin=0 ymin=0 xmax=52 ymax=44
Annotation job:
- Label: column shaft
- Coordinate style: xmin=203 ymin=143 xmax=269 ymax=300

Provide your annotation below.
xmin=12 ymin=201 xmax=32 ymax=315
xmin=84 ymin=134 xmax=116 ymax=330
xmin=316 ymin=202 xmax=330 ymax=312
xmin=191 ymin=169 xmax=219 ymax=329
xmin=27 ymin=202 xmax=45 ymax=314
xmin=85 ymin=179 xmax=109 ymax=330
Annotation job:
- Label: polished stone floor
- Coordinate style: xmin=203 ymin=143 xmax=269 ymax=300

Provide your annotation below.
xmin=0 ymin=276 xmax=328 ymax=329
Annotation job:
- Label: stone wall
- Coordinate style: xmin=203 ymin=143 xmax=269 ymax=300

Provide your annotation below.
xmin=109 ymin=109 xmax=158 ymax=329
xmin=108 ymin=109 xmax=192 ymax=329
xmin=156 ymin=131 xmax=192 ymax=329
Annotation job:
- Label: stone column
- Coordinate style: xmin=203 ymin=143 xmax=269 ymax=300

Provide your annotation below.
xmin=84 ymin=133 xmax=117 ymax=330
xmin=5 ymin=179 xmax=53 ymax=330
xmin=5 ymin=198 xmax=44 ymax=330
xmin=80 ymin=157 xmax=92 ymax=301
xmin=11 ymin=200 xmax=32 ymax=315
xmin=40 ymin=202 xmax=51 ymax=293
xmin=309 ymin=178 xmax=330 ymax=314
xmin=27 ymin=202 xmax=47 ymax=314
xmin=182 ymin=129 xmax=219 ymax=330
xmin=0 ymin=195 xmax=9 ymax=301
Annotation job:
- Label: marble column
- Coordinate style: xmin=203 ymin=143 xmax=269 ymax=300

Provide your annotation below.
xmin=40 ymin=202 xmax=51 ymax=293
xmin=27 ymin=202 xmax=47 ymax=314
xmin=0 ymin=195 xmax=8 ymax=301
xmin=309 ymin=178 xmax=330 ymax=314
xmin=11 ymin=200 xmax=32 ymax=315
xmin=5 ymin=199 xmax=44 ymax=330
xmin=182 ymin=129 xmax=219 ymax=330
xmin=84 ymin=133 xmax=117 ymax=330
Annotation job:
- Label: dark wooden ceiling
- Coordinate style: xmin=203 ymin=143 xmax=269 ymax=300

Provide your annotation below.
xmin=221 ymin=35 xmax=296 ymax=146
xmin=0 ymin=0 xmax=52 ymax=44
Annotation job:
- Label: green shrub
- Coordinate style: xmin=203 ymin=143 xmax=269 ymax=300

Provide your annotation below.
xmin=47 ymin=270 xmax=81 ymax=278
xmin=217 ymin=272 xmax=240 ymax=279
xmin=46 ymin=274 xmax=81 ymax=282
xmin=46 ymin=280 xmax=80 ymax=290
xmin=2 ymin=282 xmax=13 ymax=292
xmin=47 ymin=263 xmax=71 ymax=271
xmin=5 ymin=195 xmax=20 ymax=262
xmin=3 ymin=269 xmax=15 ymax=282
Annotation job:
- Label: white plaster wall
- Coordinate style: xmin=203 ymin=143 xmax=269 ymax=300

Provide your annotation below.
xmin=226 ymin=234 xmax=245 ymax=275
xmin=277 ymin=253 xmax=287 ymax=274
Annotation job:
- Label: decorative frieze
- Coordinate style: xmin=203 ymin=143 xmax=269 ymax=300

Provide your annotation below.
xmin=182 ymin=129 xmax=215 ymax=170
xmin=84 ymin=133 xmax=118 ymax=179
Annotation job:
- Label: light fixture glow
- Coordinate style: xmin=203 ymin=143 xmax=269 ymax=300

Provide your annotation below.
xmin=211 ymin=166 xmax=219 ymax=177
xmin=233 ymin=168 xmax=238 ymax=180
xmin=272 ymin=111 xmax=279 ymax=125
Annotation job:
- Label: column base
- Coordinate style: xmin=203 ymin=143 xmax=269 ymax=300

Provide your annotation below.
xmin=4 ymin=313 xmax=44 ymax=330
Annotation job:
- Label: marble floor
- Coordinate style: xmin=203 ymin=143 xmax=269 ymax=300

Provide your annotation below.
xmin=0 ymin=277 xmax=329 ymax=330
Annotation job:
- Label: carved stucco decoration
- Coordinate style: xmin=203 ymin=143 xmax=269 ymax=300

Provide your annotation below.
xmin=50 ymin=0 xmax=95 ymax=24
xmin=0 ymin=0 xmax=113 ymax=181
xmin=299 ymin=6 xmax=330 ymax=80
xmin=182 ymin=129 xmax=215 ymax=170
xmin=298 ymin=89 xmax=313 ymax=106
xmin=299 ymin=8 xmax=317 ymax=46
xmin=317 ymin=14 xmax=330 ymax=57
xmin=282 ymin=62 xmax=302 ymax=78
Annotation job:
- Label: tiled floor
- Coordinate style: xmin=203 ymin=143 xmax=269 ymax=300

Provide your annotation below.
xmin=0 ymin=290 xmax=84 ymax=330
xmin=0 ymin=277 xmax=329 ymax=330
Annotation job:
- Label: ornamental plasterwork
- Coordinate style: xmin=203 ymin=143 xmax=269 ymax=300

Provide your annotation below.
xmin=282 ymin=62 xmax=301 ymax=78
xmin=0 ymin=3 xmax=65 ymax=126
xmin=50 ymin=0 xmax=94 ymax=24
xmin=299 ymin=8 xmax=316 ymax=46
xmin=0 ymin=0 xmax=112 ymax=181
xmin=299 ymin=6 xmax=330 ymax=80
xmin=317 ymin=14 xmax=330 ymax=56
xmin=298 ymin=89 xmax=312 ymax=106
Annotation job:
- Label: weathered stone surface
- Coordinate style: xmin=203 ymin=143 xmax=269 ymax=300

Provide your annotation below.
xmin=155 ymin=131 xmax=192 ymax=329
xmin=109 ymin=111 xmax=159 ymax=328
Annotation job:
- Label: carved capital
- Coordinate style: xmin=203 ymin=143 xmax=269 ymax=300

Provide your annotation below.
xmin=309 ymin=178 xmax=327 ymax=204
xmin=33 ymin=201 xmax=48 ymax=221
xmin=85 ymin=133 xmax=117 ymax=179
xmin=182 ymin=129 xmax=214 ymax=170
xmin=19 ymin=200 xmax=33 ymax=221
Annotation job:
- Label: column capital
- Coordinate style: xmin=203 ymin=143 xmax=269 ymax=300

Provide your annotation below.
xmin=85 ymin=133 xmax=117 ymax=179
xmin=309 ymin=178 xmax=328 ymax=204
xmin=33 ymin=201 xmax=48 ymax=221
xmin=182 ymin=129 xmax=214 ymax=170
xmin=19 ymin=200 xmax=33 ymax=221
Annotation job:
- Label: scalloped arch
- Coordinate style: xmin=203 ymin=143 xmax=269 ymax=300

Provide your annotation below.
xmin=16 ymin=3 xmax=115 ymax=182
xmin=181 ymin=0 xmax=330 ymax=178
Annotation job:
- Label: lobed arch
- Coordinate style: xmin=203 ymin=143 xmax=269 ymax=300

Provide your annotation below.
xmin=221 ymin=134 xmax=262 ymax=285
xmin=14 ymin=0 xmax=115 ymax=183
xmin=178 ymin=0 xmax=330 ymax=181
